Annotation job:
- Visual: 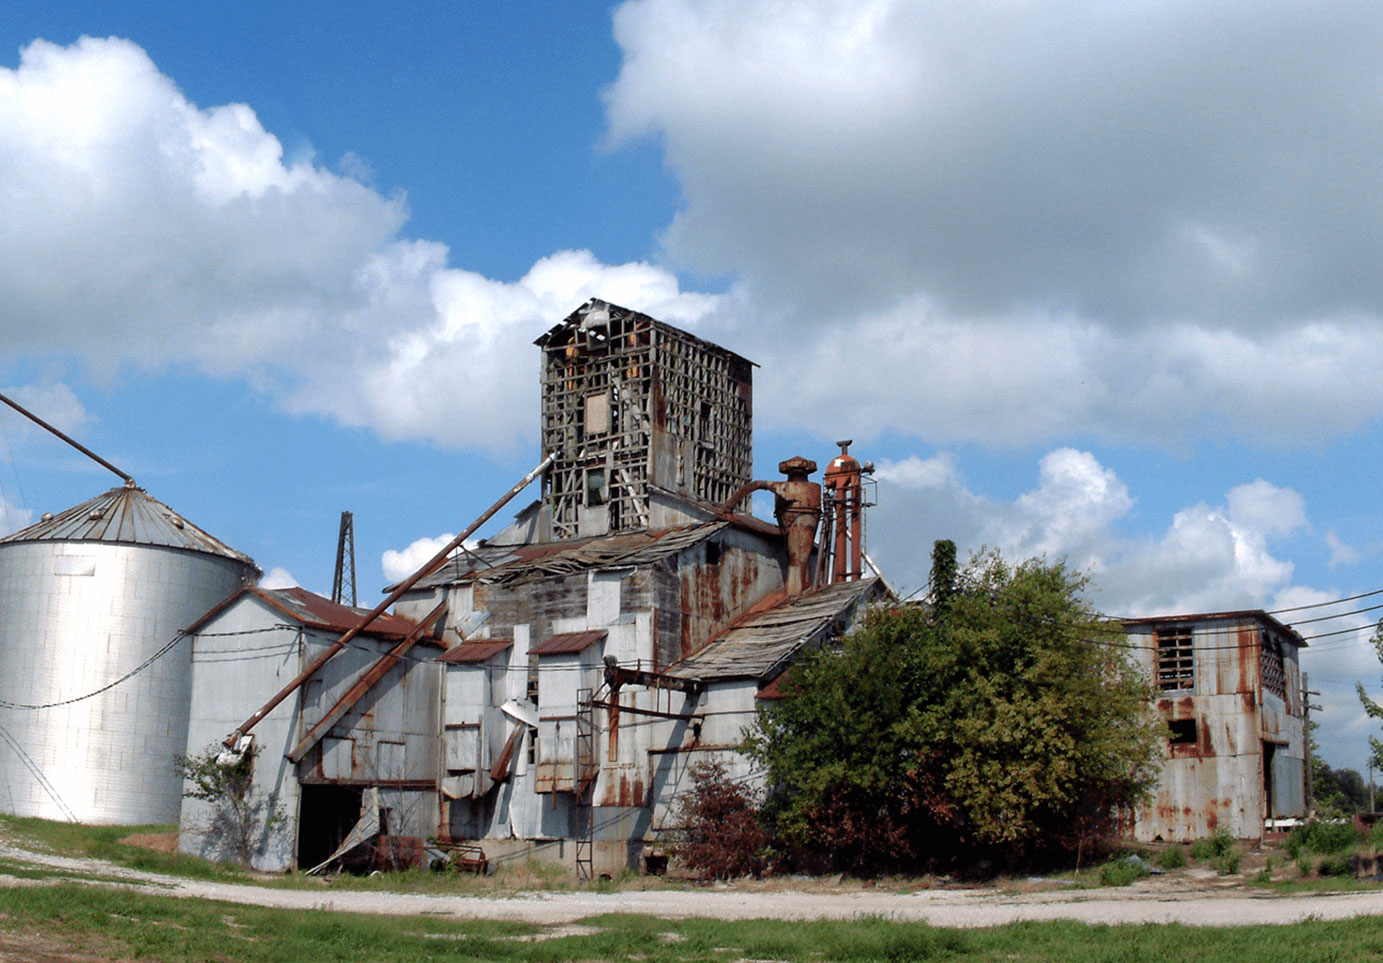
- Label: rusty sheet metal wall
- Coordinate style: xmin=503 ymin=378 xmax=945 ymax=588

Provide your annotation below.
xmin=431 ymin=525 xmax=786 ymax=871
xmin=674 ymin=528 xmax=785 ymax=667
xmin=1128 ymin=616 xmax=1306 ymax=842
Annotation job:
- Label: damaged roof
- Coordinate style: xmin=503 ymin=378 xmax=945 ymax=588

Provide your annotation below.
xmin=668 ymin=576 xmax=887 ymax=684
xmin=0 ymin=483 xmax=258 ymax=570
xmin=403 ymin=521 xmax=734 ymax=590
xmin=534 ymin=297 xmax=756 ymax=368
xmin=1122 ymin=609 xmax=1307 ymax=647
xmin=189 ymin=586 xmax=439 ymax=644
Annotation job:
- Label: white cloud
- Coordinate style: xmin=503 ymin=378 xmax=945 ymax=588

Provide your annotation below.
xmin=0 ymin=382 xmax=91 ymax=438
xmin=870 ymin=443 xmax=1383 ymax=764
xmin=1326 ymin=531 xmax=1364 ymax=568
xmin=606 ymin=0 xmax=1383 ymax=447
xmin=258 ymin=566 xmax=298 ymax=589
xmin=0 ymin=38 xmax=717 ymax=454
xmin=382 ymin=532 xmax=460 ymax=584
xmin=870 ymin=446 xmax=1309 ymax=616
xmin=0 ymin=493 xmax=34 ymax=537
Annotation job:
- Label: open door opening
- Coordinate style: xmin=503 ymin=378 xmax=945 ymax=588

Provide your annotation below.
xmin=297 ymin=784 xmax=363 ymax=870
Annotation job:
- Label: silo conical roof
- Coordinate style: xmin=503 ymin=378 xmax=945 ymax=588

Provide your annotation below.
xmin=0 ymin=483 xmax=258 ymax=570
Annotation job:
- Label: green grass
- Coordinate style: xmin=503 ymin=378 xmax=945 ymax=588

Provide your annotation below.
xmin=11 ymin=883 xmax=1383 ymax=961
xmin=0 ymin=814 xmax=248 ymax=881
xmin=0 ymin=815 xmax=687 ymax=894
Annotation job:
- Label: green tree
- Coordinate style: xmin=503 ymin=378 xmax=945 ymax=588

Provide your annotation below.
xmin=746 ymin=549 xmax=1161 ymax=873
xmin=1357 ymin=621 xmax=1383 ymax=778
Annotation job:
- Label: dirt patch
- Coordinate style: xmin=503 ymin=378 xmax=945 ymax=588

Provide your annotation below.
xmin=119 ymin=832 xmax=177 ymax=854
xmin=0 ymin=925 xmax=121 ymax=963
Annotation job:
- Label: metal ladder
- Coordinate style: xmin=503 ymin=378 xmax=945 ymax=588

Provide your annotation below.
xmin=574 ymin=686 xmax=596 ymax=880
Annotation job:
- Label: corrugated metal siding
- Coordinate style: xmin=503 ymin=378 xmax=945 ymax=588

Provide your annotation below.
xmin=1129 ymin=613 xmax=1307 ymax=842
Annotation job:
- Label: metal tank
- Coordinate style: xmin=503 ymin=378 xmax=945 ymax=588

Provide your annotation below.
xmin=0 ymin=482 xmax=258 ymax=824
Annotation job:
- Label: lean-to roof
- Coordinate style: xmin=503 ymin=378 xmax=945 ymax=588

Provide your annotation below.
xmin=668 ymin=576 xmax=886 ymax=684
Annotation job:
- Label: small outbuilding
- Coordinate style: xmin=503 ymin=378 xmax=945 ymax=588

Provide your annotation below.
xmin=1124 ymin=610 xmax=1307 ymax=842
xmin=179 ymin=586 xmax=445 ymax=871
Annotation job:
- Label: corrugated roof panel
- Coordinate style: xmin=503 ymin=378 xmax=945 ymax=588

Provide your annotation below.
xmin=530 ymin=630 xmax=606 ymax=656
xmin=258 ymin=587 xmax=423 ymax=639
xmin=0 ymin=484 xmax=257 ymax=569
xmin=438 ymin=639 xmax=514 ymax=664
xmin=406 ymin=522 xmax=730 ymax=590
xmin=669 ymin=577 xmax=886 ymax=682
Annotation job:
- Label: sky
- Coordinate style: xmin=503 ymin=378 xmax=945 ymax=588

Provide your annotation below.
xmin=2 ymin=1 xmax=1382 ymax=770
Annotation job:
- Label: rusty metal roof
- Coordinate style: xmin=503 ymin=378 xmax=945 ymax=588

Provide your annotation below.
xmin=188 ymin=586 xmax=432 ymax=642
xmin=1122 ymin=609 xmax=1307 ymax=647
xmin=438 ymin=639 xmax=513 ymax=664
xmin=668 ymin=577 xmax=887 ymax=683
xmin=405 ymin=521 xmax=733 ymax=590
xmin=531 ymin=630 xmax=606 ymax=656
xmin=0 ymin=483 xmax=257 ymax=569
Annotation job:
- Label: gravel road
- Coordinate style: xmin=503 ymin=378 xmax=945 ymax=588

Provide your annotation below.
xmin=5 ymin=838 xmax=1383 ymax=929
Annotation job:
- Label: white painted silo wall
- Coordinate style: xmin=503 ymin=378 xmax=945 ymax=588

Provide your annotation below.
xmin=0 ymin=540 xmax=251 ymax=824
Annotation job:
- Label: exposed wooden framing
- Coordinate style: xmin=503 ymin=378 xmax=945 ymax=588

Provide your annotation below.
xmin=538 ymin=302 xmax=752 ymax=538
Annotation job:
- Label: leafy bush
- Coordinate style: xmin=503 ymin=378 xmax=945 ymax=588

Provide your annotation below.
xmin=1157 ymin=846 xmax=1186 ymax=870
xmin=747 ymin=549 xmax=1162 ymax=873
xmin=1189 ymin=830 xmax=1234 ymax=862
xmin=1099 ymin=855 xmax=1150 ymax=887
xmin=1287 ymin=820 xmax=1358 ymax=858
xmin=1318 ymin=854 xmax=1353 ymax=877
xmin=674 ymin=761 xmax=768 ymax=879
xmin=1189 ymin=831 xmax=1239 ymax=875
xmin=1368 ymin=821 xmax=1383 ymax=850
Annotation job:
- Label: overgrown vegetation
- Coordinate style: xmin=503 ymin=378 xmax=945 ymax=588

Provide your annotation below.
xmin=0 ymin=814 xmax=246 ymax=881
xmin=743 ymin=544 xmax=1162 ymax=874
xmin=176 ymin=742 xmax=285 ymax=868
xmin=673 ymin=761 xmax=768 ymax=878
xmin=1189 ymin=830 xmax=1240 ymax=875
xmin=1098 ymin=854 xmax=1150 ymax=886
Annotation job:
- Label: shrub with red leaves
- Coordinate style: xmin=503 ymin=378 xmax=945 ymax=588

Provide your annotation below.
xmin=674 ymin=760 xmax=768 ymax=879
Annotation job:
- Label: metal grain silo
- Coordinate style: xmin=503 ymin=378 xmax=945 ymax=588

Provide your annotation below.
xmin=0 ymin=482 xmax=258 ymax=824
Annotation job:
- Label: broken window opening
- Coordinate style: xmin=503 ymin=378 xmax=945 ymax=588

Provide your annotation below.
xmin=1168 ymin=718 xmax=1198 ymax=745
xmin=586 ymin=468 xmax=606 ymax=507
xmin=1261 ymin=631 xmax=1286 ymax=700
xmin=1155 ymin=627 xmax=1194 ymax=691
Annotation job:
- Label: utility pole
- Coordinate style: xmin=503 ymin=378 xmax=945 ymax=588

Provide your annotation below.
xmin=331 ymin=511 xmax=356 ymax=608
xmin=1302 ymin=672 xmax=1321 ymax=812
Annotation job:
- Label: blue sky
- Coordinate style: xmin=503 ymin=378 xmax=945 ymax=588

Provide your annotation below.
xmin=2 ymin=1 xmax=1382 ymax=769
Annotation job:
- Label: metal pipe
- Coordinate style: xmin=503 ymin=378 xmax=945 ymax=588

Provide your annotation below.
xmin=286 ymin=598 xmax=448 ymax=763
xmin=227 ymin=452 xmax=555 ymax=745
xmin=0 ymin=390 xmax=134 ymax=486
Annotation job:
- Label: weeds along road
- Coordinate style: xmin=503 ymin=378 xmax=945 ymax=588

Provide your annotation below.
xmin=4 ymin=838 xmax=1383 ymax=928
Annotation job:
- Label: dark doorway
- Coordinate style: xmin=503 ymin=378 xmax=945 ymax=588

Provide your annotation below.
xmin=297 ymin=784 xmax=363 ymax=869
xmin=1263 ymin=742 xmax=1277 ymax=817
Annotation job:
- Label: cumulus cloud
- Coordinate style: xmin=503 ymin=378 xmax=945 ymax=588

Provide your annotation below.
xmin=0 ymin=382 xmax=91 ymax=438
xmin=871 ymin=447 xmax=1309 ymax=616
xmin=871 ymin=444 xmax=1380 ymax=764
xmin=258 ymin=566 xmax=298 ymax=589
xmin=0 ymin=37 xmax=716 ymax=453
xmin=606 ymin=0 xmax=1383 ymax=446
xmin=0 ymin=493 xmax=34 ymax=537
xmin=1326 ymin=531 xmax=1365 ymax=569
xmin=382 ymin=532 xmax=483 ymax=584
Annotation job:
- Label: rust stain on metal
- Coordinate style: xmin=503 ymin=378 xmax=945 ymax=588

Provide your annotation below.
xmin=599 ymin=773 xmax=646 ymax=807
